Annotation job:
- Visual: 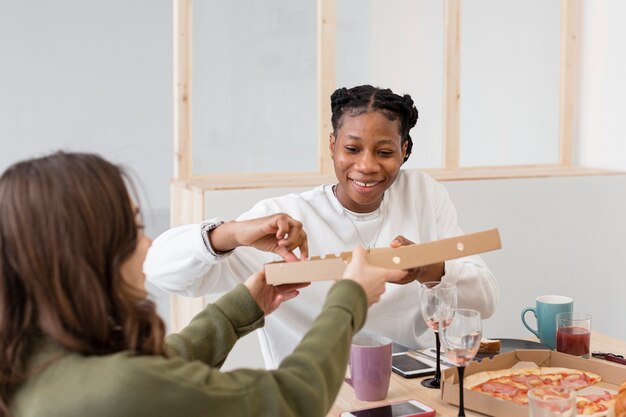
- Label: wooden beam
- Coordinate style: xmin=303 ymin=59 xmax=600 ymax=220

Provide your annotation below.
xmin=443 ymin=0 xmax=461 ymax=169
xmin=169 ymin=182 xmax=205 ymax=333
xmin=173 ymin=0 xmax=193 ymax=179
xmin=559 ymin=0 xmax=581 ymax=166
xmin=172 ymin=166 xmax=624 ymax=191
xmin=317 ymin=0 xmax=336 ymax=175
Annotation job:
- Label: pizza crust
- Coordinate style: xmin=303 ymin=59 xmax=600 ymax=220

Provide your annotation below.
xmin=540 ymin=367 xmax=599 ymax=378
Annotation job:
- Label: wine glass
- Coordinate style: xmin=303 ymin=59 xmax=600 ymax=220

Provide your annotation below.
xmin=440 ymin=309 xmax=482 ymax=417
xmin=419 ymin=281 xmax=457 ymax=389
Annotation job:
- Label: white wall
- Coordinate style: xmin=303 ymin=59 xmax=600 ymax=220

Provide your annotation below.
xmin=0 ymin=1 xmax=172 ymax=211
xmin=446 ymin=175 xmax=626 ymax=342
xmin=1 ymin=1 xmax=625 ymax=371
xmin=0 ymin=1 xmax=174 ymax=316
xmin=577 ymin=0 xmax=626 ymax=171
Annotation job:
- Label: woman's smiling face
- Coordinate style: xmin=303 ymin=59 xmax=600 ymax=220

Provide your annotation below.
xmin=330 ymin=110 xmax=407 ymax=213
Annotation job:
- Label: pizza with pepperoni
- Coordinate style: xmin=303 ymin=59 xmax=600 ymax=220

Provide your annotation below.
xmin=464 ymin=367 xmax=616 ymax=416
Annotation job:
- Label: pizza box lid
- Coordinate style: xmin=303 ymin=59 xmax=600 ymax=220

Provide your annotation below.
xmin=441 ymin=349 xmax=626 ymax=417
xmin=264 ymin=228 xmax=501 ymax=285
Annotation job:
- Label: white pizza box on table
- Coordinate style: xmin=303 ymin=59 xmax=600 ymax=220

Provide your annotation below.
xmin=441 ymin=350 xmax=626 ymax=417
xmin=264 ymin=228 xmax=501 ymax=285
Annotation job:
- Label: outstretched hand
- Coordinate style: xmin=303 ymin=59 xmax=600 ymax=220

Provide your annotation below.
xmin=389 ymin=235 xmax=445 ymax=284
xmin=244 ymin=270 xmax=310 ymax=316
xmin=210 ymin=213 xmax=309 ymax=261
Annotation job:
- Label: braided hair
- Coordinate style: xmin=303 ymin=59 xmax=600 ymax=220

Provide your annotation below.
xmin=330 ymin=85 xmax=418 ymax=163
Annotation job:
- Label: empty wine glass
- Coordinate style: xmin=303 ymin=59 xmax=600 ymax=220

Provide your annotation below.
xmin=419 ymin=281 xmax=457 ymax=389
xmin=440 ymin=309 xmax=482 ymax=417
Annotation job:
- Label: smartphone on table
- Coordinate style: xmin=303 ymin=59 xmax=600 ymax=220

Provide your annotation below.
xmin=340 ymin=399 xmax=436 ymax=417
xmin=391 ymin=352 xmax=436 ymax=378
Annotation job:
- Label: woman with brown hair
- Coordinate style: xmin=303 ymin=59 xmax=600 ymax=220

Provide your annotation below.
xmin=0 ymin=152 xmax=405 ymax=417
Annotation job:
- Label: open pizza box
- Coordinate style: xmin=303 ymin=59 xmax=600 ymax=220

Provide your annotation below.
xmin=441 ymin=350 xmax=626 ymax=417
xmin=264 ymin=228 xmax=501 ymax=285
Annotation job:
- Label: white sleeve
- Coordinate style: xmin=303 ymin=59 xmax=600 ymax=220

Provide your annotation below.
xmin=431 ymin=181 xmax=499 ymax=320
xmin=143 ymin=218 xmax=267 ymax=297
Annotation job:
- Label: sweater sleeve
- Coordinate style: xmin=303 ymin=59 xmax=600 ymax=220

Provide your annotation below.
xmin=262 ymin=279 xmax=368 ymax=416
xmin=120 ymin=280 xmax=367 ymax=417
xmin=165 ymin=284 xmax=265 ymax=368
xmin=144 ymin=211 xmax=277 ymax=297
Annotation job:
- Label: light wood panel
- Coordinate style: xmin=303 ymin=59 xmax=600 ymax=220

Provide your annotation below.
xmin=173 ymin=0 xmax=193 ymax=180
xmin=169 ymin=182 xmax=205 ymax=332
xmin=171 ymin=166 xmax=623 ymax=192
xmin=443 ymin=0 xmax=461 ymax=170
xmin=559 ymin=0 xmax=581 ymax=166
xmin=317 ymin=0 xmax=336 ymax=175
xmin=173 ymin=0 xmax=593 ymax=185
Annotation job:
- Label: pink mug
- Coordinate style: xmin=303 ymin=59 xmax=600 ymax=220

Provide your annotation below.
xmin=346 ymin=335 xmax=392 ymax=401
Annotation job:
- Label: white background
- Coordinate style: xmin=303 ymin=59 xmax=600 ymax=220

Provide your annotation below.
xmin=1 ymin=0 xmax=625 ymax=370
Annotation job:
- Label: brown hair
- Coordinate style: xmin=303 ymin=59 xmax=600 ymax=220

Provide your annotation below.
xmin=0 ymin=152 xmax=165 ymax=414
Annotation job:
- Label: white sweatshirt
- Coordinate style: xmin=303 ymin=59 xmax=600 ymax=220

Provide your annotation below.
xmin=145 ymin=170 xmax=498 ymax=368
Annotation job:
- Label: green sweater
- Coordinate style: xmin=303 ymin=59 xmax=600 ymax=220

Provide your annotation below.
xmin=11 ymin=280 xmax=367 ymax=417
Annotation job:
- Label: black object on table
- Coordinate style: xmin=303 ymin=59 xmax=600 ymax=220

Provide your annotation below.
xmin=473 ymin=338 xmax=551 ymax=361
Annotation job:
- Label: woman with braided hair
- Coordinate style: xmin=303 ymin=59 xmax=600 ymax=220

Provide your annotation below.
xmin=146 ymin=84 xmax=498 ymax=368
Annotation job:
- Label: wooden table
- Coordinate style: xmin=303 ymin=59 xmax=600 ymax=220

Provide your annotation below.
xmin=327 ymin=332 xmax=626 ymax=417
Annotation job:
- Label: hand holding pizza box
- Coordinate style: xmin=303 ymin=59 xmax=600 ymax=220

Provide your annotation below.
xmin=264 ymin=229 xmax=501 ymax=285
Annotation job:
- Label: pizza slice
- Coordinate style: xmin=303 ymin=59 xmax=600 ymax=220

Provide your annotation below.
xmin=465 ymin=367 xmax=542 ymax=404
xmin=540 ymin=367 xmax=602 ymax=390
xmin=575 ymin=391 xmax=617 ymax=416
xmin=464 ymin=367 xmax=603 ymax=407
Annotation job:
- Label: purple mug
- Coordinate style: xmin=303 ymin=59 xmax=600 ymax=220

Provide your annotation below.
xmin=346 ymin=335 xmax=392 ymax=401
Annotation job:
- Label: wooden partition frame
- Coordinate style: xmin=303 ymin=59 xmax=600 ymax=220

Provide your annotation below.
xmin=174 ymin=0 xmax=594 ymax=184
xmin=168 ymin=0 xmax=615 ymax=331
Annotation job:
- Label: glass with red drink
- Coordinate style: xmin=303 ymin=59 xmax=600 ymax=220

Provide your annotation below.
xmin=556 ymin=312 xmax=591 ymax=358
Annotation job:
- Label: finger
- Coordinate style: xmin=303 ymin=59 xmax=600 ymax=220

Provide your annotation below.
xmin=278 ymin=238 xmax=309 ymax=262
xmin=287 ymin=224 xmax=308 ymax=260
xmin=274 ymin=216 xmax=291 ymax=240
xmin=352 ymin=245 xmax=367 ymax=262
xmin=402 ymin=267 xmax=419 ymax=278
xmin=299 ymin=237 xmax=309 ymax=261
xmin=390 ymin=235 xmax=412 ymax=248
xmin=274 ymin=245 xmax=299 ymax=262
xmin=279 ymin=290 xmax=300 ymax=303
xmin=386 ymin=269 xmax=409 ymax=283
xmin=278 ymin=225 xmax=308 ymax=255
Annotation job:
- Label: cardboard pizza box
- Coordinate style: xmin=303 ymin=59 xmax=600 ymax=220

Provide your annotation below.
xmin=264 ymin=228 xmax=501 ymax=285
xmin=441 ymin=350 xmax=626 ymax=417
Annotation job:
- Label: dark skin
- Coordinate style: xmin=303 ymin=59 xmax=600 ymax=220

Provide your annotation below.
xmin=389 ymin=235 xmax=445 ymax=284
xmin=210 ymin=213 xmax=309 ymax=261
xmin=330 ymin=110 xmax=444 ymax=284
